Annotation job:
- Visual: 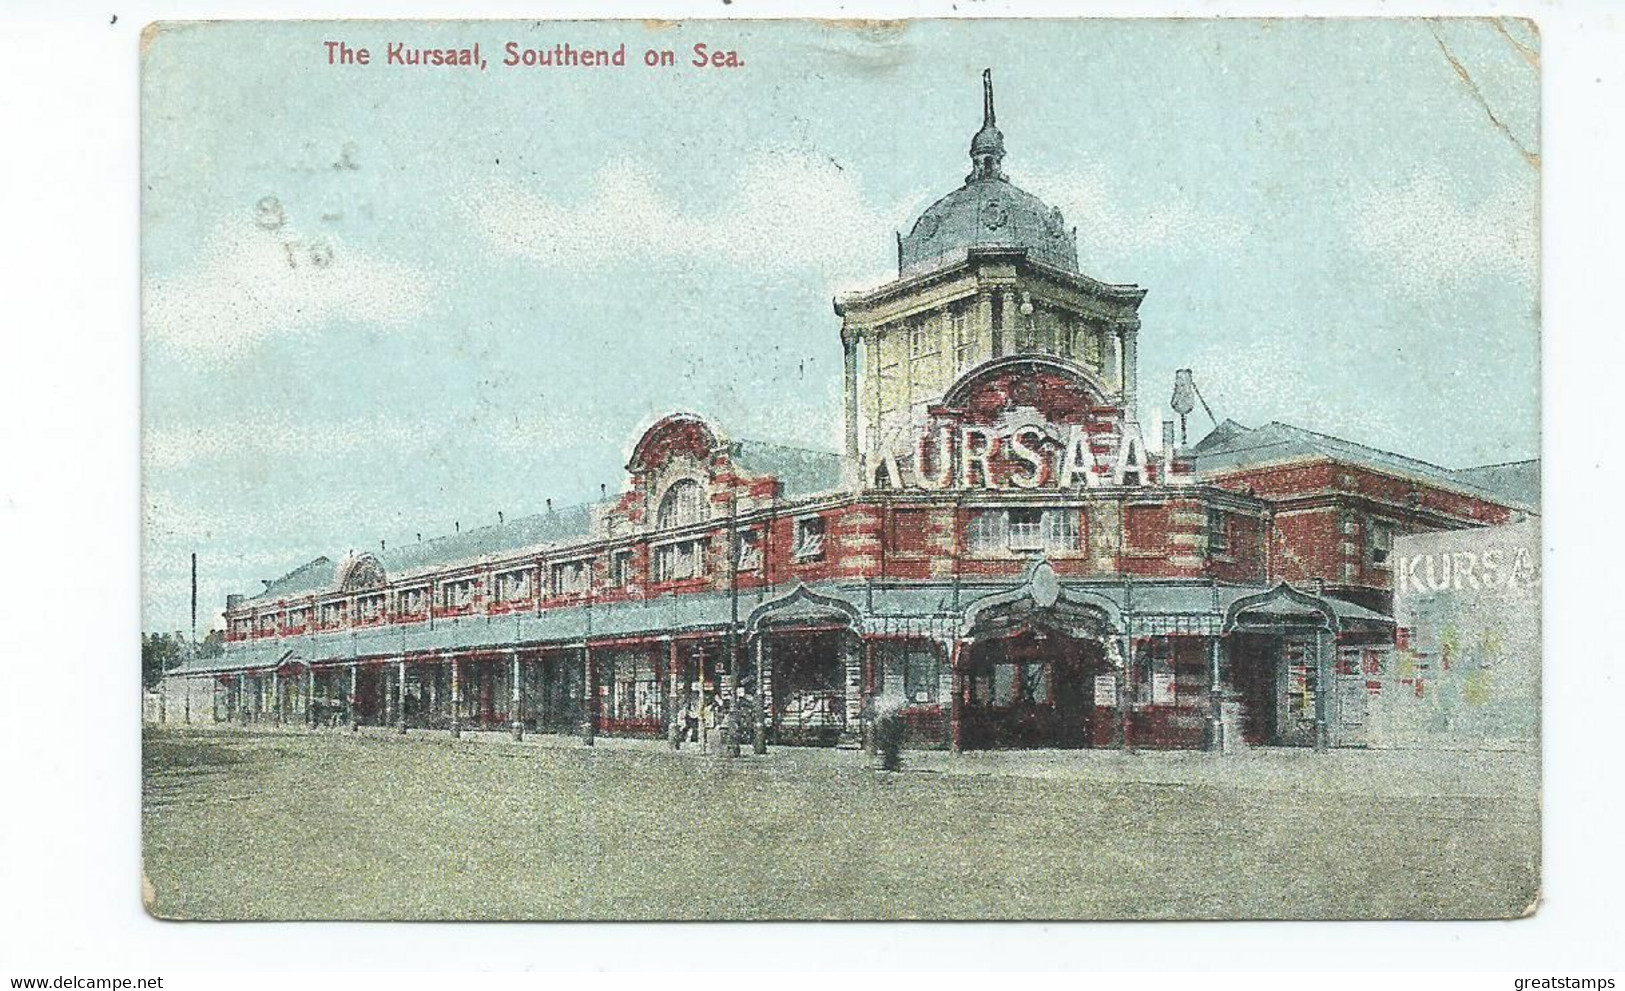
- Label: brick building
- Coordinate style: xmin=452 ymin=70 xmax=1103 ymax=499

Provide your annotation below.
xmin=161 ymin=72 xmax=1537 ymax=752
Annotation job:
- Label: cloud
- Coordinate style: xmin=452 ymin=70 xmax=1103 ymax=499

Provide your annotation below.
xmin=463 ymin=150 xmax=907 ymax=287
xmin=1346 ymin=171 xmax=1536 ymax=292
xmin=144 ymin=406 xmax=604 ymax=474
xmin=143 ymin=216 xmax=437 ymax=362
xmin=1167 ymin=335 xmax=1440 ymax=459
xmin=1022 ymin=166 xmax=1249 ymax=265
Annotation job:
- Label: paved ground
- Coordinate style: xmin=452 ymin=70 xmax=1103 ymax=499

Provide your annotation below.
xmin=141 ymin=724 xmax=1540 ymax=921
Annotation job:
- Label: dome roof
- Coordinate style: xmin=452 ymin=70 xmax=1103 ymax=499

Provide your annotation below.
xmin=900 ymin=176 xmax=1078 ymax=278
xmin=897 ymin=70 xmax=1079 ymax=279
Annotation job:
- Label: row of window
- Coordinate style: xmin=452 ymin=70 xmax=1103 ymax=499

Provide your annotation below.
xmin=967 ymin=507 xmax=1080 ymax=554
xmin=898 ymin=305 xmax=1108 ymax=372
xmin=1335 ymin=512 xmax=1398 ymax=565
xmin=905 ymin=306 xmax=978 ymax=365
xmin=231 ymin=517 xmax=830 ymax=636
xmin=231 ymin=507 xmax=1288 ymax=637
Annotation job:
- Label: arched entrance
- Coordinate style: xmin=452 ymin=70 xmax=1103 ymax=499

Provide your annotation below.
xmin=956 ymin=561 xmax=1123 ymax=750
xmin=959 ymin=627 xmax=1110 ymax=749
xmin=1224 ymin=583 xmax=1341 ymax=748
xmin=746 ymin=584 xmax=864 ymax=748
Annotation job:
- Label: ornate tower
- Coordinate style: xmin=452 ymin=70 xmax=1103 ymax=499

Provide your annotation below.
xmin=834 ymin=70 xmax=1148 ymax=473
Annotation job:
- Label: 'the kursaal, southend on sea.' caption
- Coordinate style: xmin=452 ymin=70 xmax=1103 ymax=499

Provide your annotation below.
xmin=322 ymin=39 xmax=746 ymax=72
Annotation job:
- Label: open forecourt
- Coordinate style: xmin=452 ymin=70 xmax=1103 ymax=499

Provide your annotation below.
xmin=141 ymin=726 xmax=1539 ymax=920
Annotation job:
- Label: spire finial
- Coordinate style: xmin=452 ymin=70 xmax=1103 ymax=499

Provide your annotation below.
xmin=968 ymin=68 xmax=1007 ymax=182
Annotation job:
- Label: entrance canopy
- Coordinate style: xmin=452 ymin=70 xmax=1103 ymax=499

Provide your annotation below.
xmin=959 ymin=560 xmax=1121 ymax=641
xmin=747 ymin=583 xmax=864 ymax=636
xmin=1222 ymin=582 xmax=1392 ymax=635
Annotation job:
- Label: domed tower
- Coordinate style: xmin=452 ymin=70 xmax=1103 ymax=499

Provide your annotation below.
xmin=834 ymin=70 xmax=1148 ymax=469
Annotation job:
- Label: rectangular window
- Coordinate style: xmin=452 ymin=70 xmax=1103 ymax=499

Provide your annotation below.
xmin=609 ymin=550 xmax=634 ymax=587
xmin=287 ymin=607 xmax=309 ymax=629
xmin=494 ymin=568 xmax=532 ymax=603
xmin=1137 ymin=640 xmax=1176 ymax=706
xmin=909 ymin=318 xmax=938 ymax=358
xmin=735 ymin=529 xmax=763 ymax=572
xmin=654 ymin=539 xmax=706 ymax=583
xmin=1082 ymin=328 xmax=1103 ymax=369
xmin=972 ymin=508 xmax=1079 ymax=554
xmin=967 ymin=510 xmax=1007 ymax=554
xmin=967 ymin=664 xmax=1057 ymax=707
xmin=1368 ymin=518 xmax=1396 ymax=565
xmin=441 ymin=579 xmax=475 ymax=611
xmin=1207 ymin=508 xmax=1229 ymax=556
xmin=397 ymin=586 xmax=427 ymax=617
xmin=549 ymin=559 xmax=591 ymax=597
xmin=992 ymin=664 xmax=1017 ymax=705
xmin=908 ymin=323 xmax=927 ymax=358
xmin=258 ymin=614 xmax=277 ymax=634
xmin=1022 ymin=662 xmax=1052 ymax=704
xmin=952 ymin=310 xmax=974 ymax=363
xmin=356 ymin=594 xmax=385 ymax=621
xmin=903 ymin=648 xmax=940 ymax=705
xmin=1039 ymin=312 xmax=1061 ymax=355
xmin=320 ymin=600 xmax=347 ymax=628
xmin=793 ymin=517 xmax=826 ymax=561
xmin=604 ymin=650 xmax=663 ymax=722
xmin=1285 ymin=639 xmax=1315 ymax=718
xmin=231 ymin=617 xmax=251 ymax=637
xmin=1007 ymin=508 xmax=1045 ymax=551
xmin=1042 ymin=509 xmax=1081 ymax=552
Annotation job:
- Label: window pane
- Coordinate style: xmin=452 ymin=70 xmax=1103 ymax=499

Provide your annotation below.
xmin=969 ymin=510 xmax=1006 ymax=553
xmin=1041 ymin=509 xmax=1079 ymax=551
xmin=970 ymin=670 xmax=993 ymax=705
xmin=736 ymin=530 xmax=762 ymax=570
xmin=1023 ymin=662 xmax=1051 ymax=704
xmin=993 ymin=664 xmax=1016 ymax=705
xmin=1207 ymin=509 xmax=1228 ymax=554
xmin=794 ymin=518 xmax=825 ymax=559
xmin=904 ymin=649 xmax=939 ymax=704
xmin=656 ymin=479 xmax=706 ymax=529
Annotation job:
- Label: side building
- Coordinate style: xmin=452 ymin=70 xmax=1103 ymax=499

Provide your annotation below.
xmin=158 ymin=72 xmax=1536 ymax=753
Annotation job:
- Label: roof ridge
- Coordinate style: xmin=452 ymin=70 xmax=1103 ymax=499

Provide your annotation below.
xmin=273 ymin=556 xmax=331 ymax=579
xmin=402 ymin=497 xmax=610 ymax=546
xmin=732 ymin=437 xmax=842 ymax=457
xmin=1263 ymin=421 xmax=1460 ymax=474
xmin=1455 ymin=458 xmax=1540 ymax=471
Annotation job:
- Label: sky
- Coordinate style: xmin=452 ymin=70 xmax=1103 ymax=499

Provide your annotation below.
xmin=140 ymin=18 xmax=1539 ymax=634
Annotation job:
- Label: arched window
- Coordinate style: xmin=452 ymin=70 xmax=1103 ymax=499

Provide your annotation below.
xmin=656 ymin=479 xmax=707 ymax=529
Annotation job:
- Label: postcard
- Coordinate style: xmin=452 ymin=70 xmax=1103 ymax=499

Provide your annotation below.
xmin=141 ymin=17 xmax=1540 ymax=920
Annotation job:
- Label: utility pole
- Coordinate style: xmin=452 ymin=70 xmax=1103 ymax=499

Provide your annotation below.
xmin=188 ymin=552 xmax=198 ymax=725
xmin=723 ymin=489 xmax=741 ymax=758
